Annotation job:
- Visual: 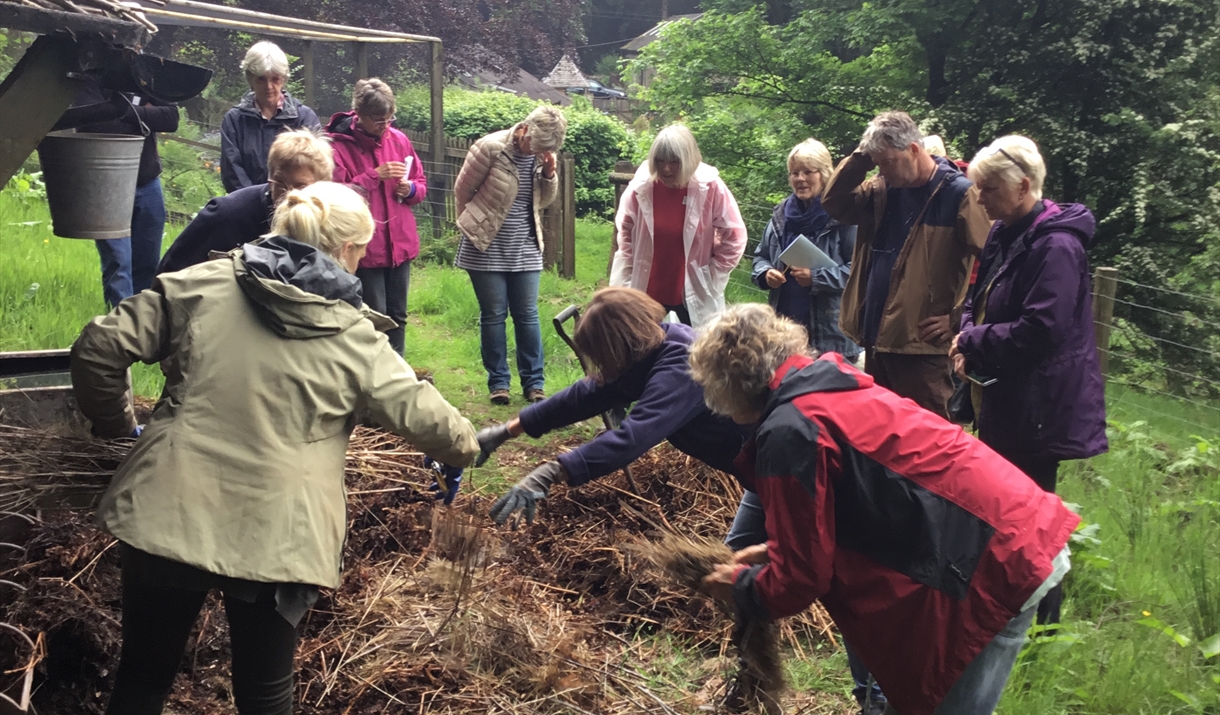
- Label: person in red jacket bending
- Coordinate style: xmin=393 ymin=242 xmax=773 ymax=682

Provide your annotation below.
xmin=690 ymin=303 xmax=1077 ymax=715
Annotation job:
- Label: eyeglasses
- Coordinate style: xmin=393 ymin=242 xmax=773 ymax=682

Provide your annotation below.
xmin=364 ymin=115 xmax=396 ymax=127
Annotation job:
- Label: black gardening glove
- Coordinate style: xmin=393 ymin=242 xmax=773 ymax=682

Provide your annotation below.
xmin=488 ymin=461 xmax=566 ymax=526
xmin=474 ymin=423 xmax=513 ymax=467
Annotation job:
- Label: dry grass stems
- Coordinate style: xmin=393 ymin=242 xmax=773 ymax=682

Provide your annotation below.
xmin=0 ymin=426 xmax=837 ymax=714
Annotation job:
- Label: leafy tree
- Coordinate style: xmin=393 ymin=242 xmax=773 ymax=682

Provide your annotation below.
xmin=630 ymin=0 xmax=1220 ymax=394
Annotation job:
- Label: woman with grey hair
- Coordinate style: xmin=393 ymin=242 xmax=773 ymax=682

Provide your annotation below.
xmin=690 ymin=303 xmax=1079 ymax=715
xmin=611 ymin=124 xmax=747 ymax=327
xmin=220 ymin=40 xmax=321 ymax=193
xmin=454 ymin=105 xmax=568 ymax=405
xmin=950 ymin=135 xmax=1107 ymax=626
xmin=327 ymin=78 xmax=428 ymax=356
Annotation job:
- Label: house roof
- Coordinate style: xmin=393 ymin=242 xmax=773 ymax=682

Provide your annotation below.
xmin=542 ymin=54 xmax=589 ymax=90
xmin=619 ymin=13 xmax=703 ymax=53
xmin=456 ymin=66 xmax=571 ymax=105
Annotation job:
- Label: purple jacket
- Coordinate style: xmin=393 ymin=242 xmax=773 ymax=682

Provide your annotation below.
xmin=326 ymin=112 xmax=427 ymax=268
xmin=958 ymin=201 xmax=1108 ymax=461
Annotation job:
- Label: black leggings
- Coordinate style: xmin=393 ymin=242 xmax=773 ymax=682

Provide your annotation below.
xmin=106 ymin=574 xmax=297 ymax=715
xmin=1009 ymin=455 xmax=1063 ymax=626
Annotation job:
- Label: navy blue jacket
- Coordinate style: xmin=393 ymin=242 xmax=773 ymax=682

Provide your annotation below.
xmin=751 ymin=197 xmax=861 ymax=359
xmin=157 ymin=184 xmax=273 ymax=274
xmin=220 ymin=91 xmax=320 ymax=193
xmin=518 ymin=323 xmax=750 ymax=486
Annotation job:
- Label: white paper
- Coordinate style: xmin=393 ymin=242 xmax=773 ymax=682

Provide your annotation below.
xmin=778 ymin=234 xmax=837 ymax=271
xmin=402 ymin=156 xmax=414 ymax=175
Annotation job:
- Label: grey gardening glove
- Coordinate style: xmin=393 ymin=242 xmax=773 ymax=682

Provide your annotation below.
xmin=474 ymin=423 xmax=514 ymax=467
xmin=489 ymin=461 xmax=566 ymax=526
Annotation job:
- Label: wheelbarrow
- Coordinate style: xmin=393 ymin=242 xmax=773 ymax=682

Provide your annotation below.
xmin=553 ymin=305 xmax=642 ymax=496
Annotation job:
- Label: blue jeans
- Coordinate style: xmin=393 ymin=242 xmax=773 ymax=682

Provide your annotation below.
xmin=877 ymin=606 xmax=1036 ymax=715
xmin=467 ymin=270 xmax=544 ymax=394
xmin=96 ymin=178 xmax=166 ymax=309
xmin=357 ymin=261 xmax=411 ymax=356
xmin=727 ymin=491 xmax=886 ymax=708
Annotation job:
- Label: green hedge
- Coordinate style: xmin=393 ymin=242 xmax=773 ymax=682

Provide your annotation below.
xmin=398 ymin=87 xmax=631 ymax=219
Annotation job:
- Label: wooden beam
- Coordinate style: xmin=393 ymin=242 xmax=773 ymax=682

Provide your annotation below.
xmin=0 ymin=36 xmax=81 ymax=188
xmin=355 ymin=41 xmax=369 ymax=80
xmin=429 ymin=39 xmax=445 ymax=241
xmin=302 ymin=40 xmax=315 ymax=108
xmin=1092 ymin=266 xmax=1119 ymax=379
xmin=0 ymin=4 xmax=150 ymax=49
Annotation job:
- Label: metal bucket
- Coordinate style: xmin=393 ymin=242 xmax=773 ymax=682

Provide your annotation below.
xmin=37 ymin=131 xmax=145 ymax=239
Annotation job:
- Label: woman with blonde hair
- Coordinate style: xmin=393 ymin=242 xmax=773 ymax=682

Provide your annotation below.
xmin=950 ymin=135 xmax=1107 ymax=625
xmin=611 ymin=124 xmax=747 ymax=327
xmin=71 ymin=181 xmax=479 ymax=715
xmin=752 ymin=138 xmax=861 ymax=362
xmin=158 ymin=129 xmax=335 ymax=274
xmin=454 ymin=105 xmax=568 ymax=404
xmin=327 ymin=78 xmax=428 ymax=356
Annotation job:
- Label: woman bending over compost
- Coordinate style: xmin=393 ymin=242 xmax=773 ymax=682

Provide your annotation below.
xmin=71 ymin=181 xmax=479 ymax=715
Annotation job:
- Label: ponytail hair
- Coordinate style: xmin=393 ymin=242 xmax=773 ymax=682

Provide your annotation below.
xmin=268 ymin=182 xmax=374 ymax=261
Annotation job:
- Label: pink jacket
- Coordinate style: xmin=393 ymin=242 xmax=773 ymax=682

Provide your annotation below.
xmin=326 ymin=112 xmax=427 ymax=268
xmin=610 ymin=163 xmax=747 ymax=327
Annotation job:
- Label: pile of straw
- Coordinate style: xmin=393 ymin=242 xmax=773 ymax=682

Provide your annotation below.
xmin=0 ymin=427 xmax=837 ymax=713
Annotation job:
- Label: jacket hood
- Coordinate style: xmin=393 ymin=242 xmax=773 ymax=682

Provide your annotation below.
xmin=235 ymin=236 xmax=369 ymax=339
xmin=234 ymin=91 xmax=303 ymax=120
xmin=1034 ymin=200 xmax=1096 ymax=250
xmin=764 ymin=353 xmax=873 ymax=417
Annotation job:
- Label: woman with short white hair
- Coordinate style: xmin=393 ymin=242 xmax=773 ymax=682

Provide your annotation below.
xmin=950 ymin=134 xmax=1107 ymax=625
xmin=454 ymin=105 xmax=569 ymax=405
xmin=72 ymin=181 xmax=479 ymax=714
xmin=752 ymin=138 xmax=861 ymax=361
xmin=611 ymin=124 xmax=747 ymax=327
xmin=220 ymin=40 xmax=322 ymax=193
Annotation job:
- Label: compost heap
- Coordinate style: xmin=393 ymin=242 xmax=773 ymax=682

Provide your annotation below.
xmin=0 ymin=426 xmax=836 ymax=714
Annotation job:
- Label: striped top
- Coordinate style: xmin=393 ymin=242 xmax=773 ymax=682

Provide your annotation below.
xmin=455 ymin=153 xmax=543 ymax=272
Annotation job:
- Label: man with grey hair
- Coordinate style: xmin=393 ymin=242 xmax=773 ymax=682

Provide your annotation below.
xmin=823 ymin=111 xmax=989 ymax=715
xmin=220 ymin=41 xmax=321 ymax=193
xmin=825 ymin=112 xmax=988 ymax=418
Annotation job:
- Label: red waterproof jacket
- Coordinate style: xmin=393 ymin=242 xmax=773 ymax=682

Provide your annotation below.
xmin=732 ymin=353 xmax=1078 ymax=715
xmin=327 ymin=111 xmax=427 ymax=268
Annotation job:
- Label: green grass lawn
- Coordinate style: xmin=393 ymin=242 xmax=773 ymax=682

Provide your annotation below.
xmin=2 ymin=188 xmax=1218 ymax=713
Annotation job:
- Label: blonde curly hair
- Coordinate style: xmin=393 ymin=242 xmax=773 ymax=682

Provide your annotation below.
xmin=689 ymin=304 xmax=812 ymax=419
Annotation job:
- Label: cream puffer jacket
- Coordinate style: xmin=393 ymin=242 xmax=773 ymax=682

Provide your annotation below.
xmin=454 ymin=126 xmax=559 ymax=252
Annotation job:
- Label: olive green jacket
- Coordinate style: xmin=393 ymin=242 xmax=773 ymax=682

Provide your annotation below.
xmin=71 ymin=253 xmax=479 ymax=589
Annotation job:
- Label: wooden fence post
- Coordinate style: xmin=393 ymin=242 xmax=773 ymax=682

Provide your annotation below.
xmin=561 ymin=153 xmax=576 ymax=279
xmin=607 ymin=160 xmax=636 ymax=277
xmin=355 ymin=42 xmax=369 ymax=81
xmin=429 ymin=40 xmax=445 ymax=242
xmin=302 ymin=41 xmax=315 ymax=109
xmin=1093 ymin=266 xmax=1119 ymax=379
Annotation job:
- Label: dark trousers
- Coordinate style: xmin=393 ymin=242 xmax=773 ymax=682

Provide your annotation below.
xmin=356 ymin=260 xmax=411 ymax=355
xmin=864 ymin=349 xmax=955 ymax=421
xmin=662 ymin=303 xmax=692 ymax=326
xmin=107 ymin=572 xmax=297 ymax=715
xmin=1008 ymin=455 xmax=1064 ymax=625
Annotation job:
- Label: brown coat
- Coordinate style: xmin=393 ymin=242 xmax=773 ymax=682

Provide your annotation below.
xmin=454 ymin=126 xmax=559 ymax=252
xmin=823 ymin=152 xmax=990 ymax=355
